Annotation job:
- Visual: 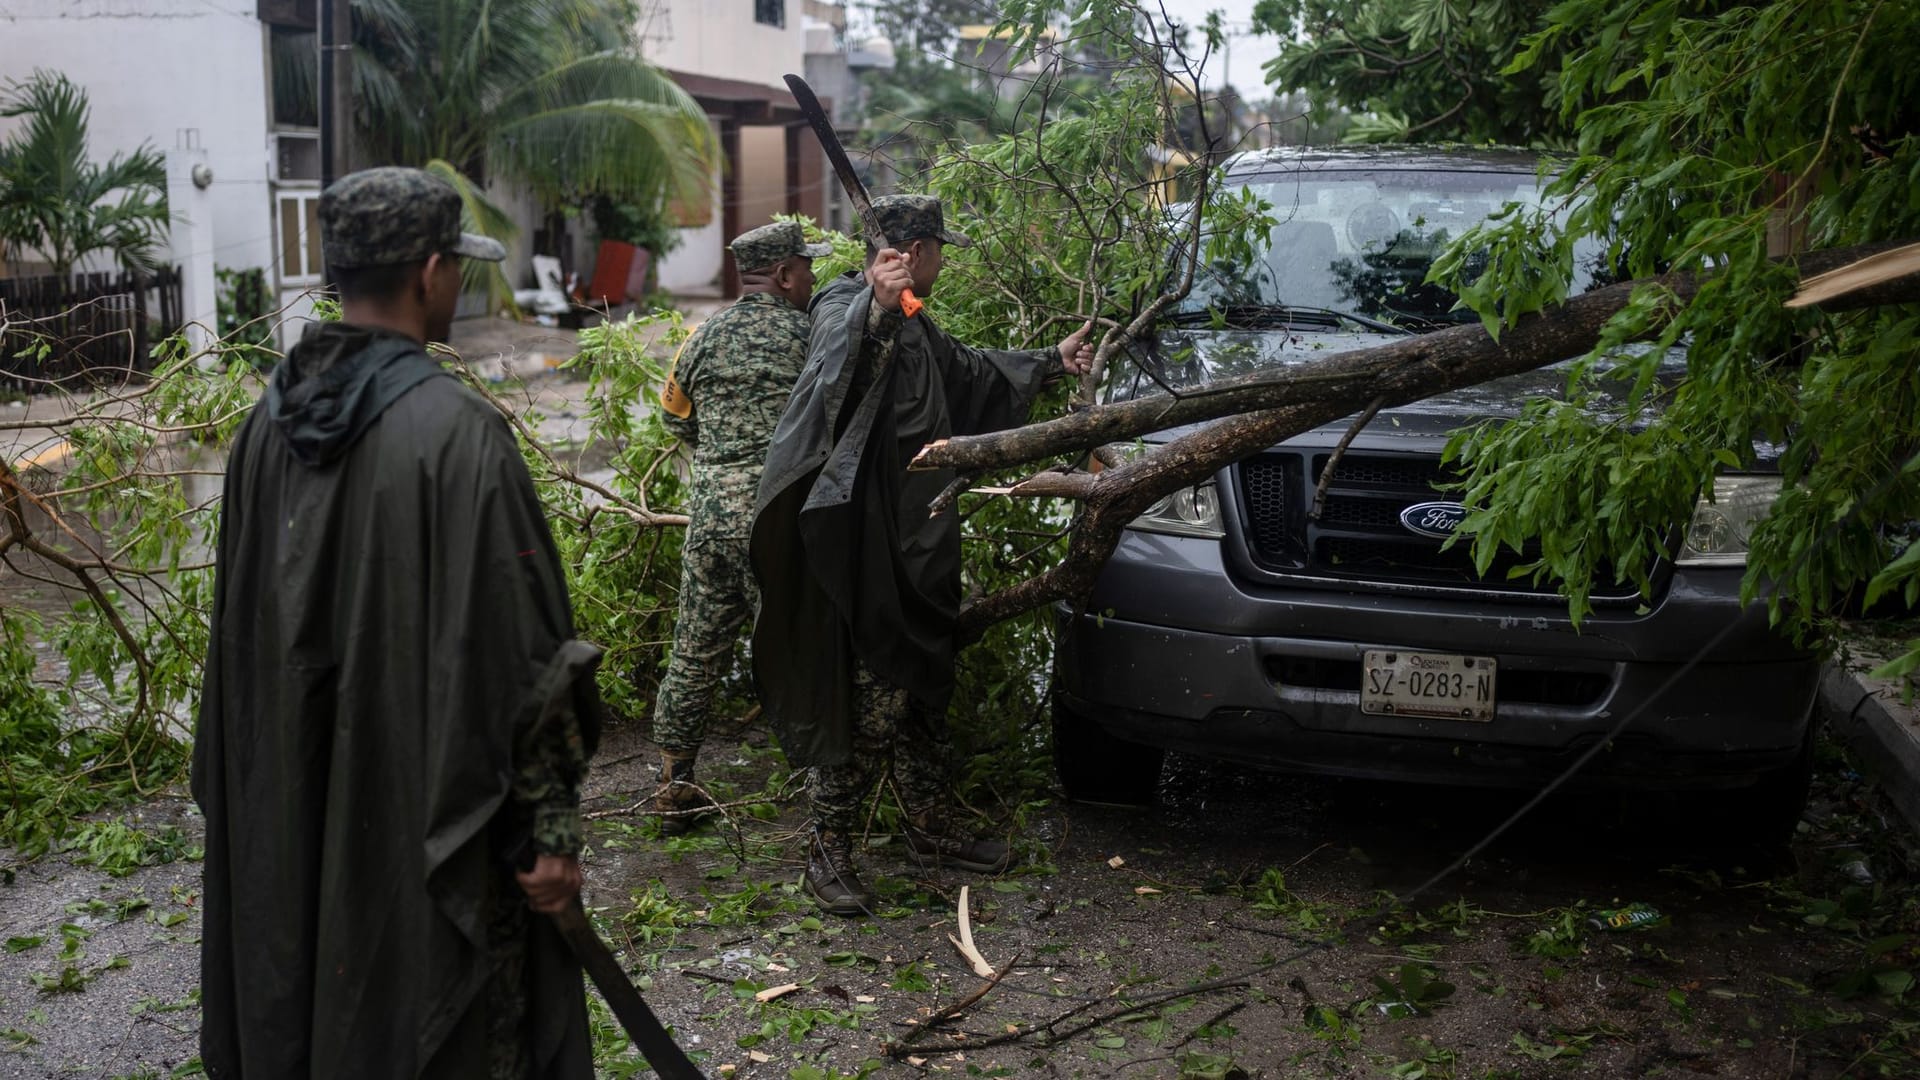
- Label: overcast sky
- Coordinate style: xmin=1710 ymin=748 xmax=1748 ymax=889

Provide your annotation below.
xmin=1151 ymin=0 xmax=1284 ymax=93
xmin=844 ymin=2 xmax=1286 ymax=98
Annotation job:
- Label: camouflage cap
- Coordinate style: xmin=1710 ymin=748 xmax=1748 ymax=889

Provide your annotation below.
xmin=729 ymin=221 xmax=833 ymax=271
xmin=871 ymin=194 xmax=973 ymax=249
xmin=318 ymin=166 xmax=507 ymax=270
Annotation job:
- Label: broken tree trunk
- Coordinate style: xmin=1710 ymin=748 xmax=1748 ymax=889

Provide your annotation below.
xmin=945 ymin=237 xmax=1920 ymax=641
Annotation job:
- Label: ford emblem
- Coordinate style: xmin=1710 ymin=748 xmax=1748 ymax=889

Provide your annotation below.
xmin=1399 ymin=501 xmax=1469 ymax=539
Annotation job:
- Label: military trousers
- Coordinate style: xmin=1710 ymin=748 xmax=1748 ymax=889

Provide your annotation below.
xmin=808 ymin=662 xmax=952 ymax=833
xmin=483 ymin=862 xmax=534 ymax=1079
xmin=653 ymin=531 xmax=757 ymax=755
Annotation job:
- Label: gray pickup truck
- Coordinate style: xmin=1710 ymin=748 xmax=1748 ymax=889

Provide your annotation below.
xmin=1050 ymin=147 xmax=1816 ymax=838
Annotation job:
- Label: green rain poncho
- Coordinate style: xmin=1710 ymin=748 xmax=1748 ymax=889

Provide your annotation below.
xmin=193 ymin=323 xmax=599 ymax=1078
xmin=750 ymin=273 xmax=1059 ymax=767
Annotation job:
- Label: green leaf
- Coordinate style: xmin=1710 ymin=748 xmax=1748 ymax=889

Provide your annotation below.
xmin=1870 ymin=649 xmax=1920 ymax=683
xmin=1875 ymin=969 xmax=1915 ymax=998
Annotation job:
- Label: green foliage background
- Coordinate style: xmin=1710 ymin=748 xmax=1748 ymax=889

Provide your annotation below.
xmin=1421 ymin=0 xmax=1920 ymax=665
xmin=0 ymin=0 xmax=1264 ymax=857
xmin=1254 ymin=0 xmax=1573 ymax=145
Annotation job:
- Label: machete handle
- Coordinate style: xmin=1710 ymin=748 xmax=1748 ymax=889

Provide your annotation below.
xmin=900 ymin=289 xmax=923 ymax=318
xmin=506 ymin=836 xmax=537 ymax=873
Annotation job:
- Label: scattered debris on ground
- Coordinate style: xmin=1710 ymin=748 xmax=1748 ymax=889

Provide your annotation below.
xmin=8 ymin=713 xmax=1920 ymax=1079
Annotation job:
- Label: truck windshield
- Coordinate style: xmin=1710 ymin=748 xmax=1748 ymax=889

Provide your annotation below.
xmin=1177 ymin=169 xmax=1616 ymax=330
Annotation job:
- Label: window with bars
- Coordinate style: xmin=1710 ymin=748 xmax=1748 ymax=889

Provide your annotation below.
xmin=754 ymin=0 xmax=784 ymax=28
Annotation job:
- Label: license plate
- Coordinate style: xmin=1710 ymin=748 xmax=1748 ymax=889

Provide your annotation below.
xmin=1360 ymin=650 xmax=1497 ymax=721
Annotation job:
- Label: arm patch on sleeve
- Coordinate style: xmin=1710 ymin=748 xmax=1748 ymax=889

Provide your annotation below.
xmin=660 ymin=375 xmax=693 ymax=419
xmin=660 ymin=331 xmax=698 ymax=418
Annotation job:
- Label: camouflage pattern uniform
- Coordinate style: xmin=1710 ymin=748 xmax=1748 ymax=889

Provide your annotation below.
xmin=315 ymin=165 xmax=506 ymax=267
xmin=652 ymin=222 xmax=827 ymax=756
xmin=809 ymin=661 xmax=955 ymax=832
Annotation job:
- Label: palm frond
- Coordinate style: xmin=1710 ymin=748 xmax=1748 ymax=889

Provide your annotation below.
xmin=0 ymin=70 xmax=166 ymax=277
xmin=341 ymin=0 xmax=721 ymax=313
xmin=491 ymin=98 xmax=712 ymax=205
xmin=350 ymin=58 xmax=420 ymax=161
xmin=349 ymin=0 xmax=418 ymax=42
xmin=422 ymin=157 xmax=519 ymax=307
xmin=2 ymin=70 xmax=90 ymax=197
xmin=486 ymin=50 xmax=716 ymax=202
xmin=270 ymin=27 xmax=320 ymax=128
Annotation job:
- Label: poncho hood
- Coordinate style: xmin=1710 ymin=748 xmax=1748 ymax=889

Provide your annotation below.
xmin=266 ymin=321 xmax=442 ymax=466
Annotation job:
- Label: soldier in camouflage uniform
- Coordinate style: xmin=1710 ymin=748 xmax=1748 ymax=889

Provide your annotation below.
xmin=650 ymin=220 xmax=830 ymax=831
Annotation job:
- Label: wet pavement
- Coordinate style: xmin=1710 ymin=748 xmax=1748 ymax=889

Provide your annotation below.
xmin=2 ymin=718 xmax=1914 ymax=1077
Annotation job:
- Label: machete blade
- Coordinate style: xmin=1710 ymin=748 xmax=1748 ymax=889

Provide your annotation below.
xmin=553 ymin=899 xmax=707 ymax=1079
xmin=784 ymin=72 xmax=923 ymax=317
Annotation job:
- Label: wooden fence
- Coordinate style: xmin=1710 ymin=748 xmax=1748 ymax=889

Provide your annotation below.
xmin=0 ymin=266 xmax=184 ymax=392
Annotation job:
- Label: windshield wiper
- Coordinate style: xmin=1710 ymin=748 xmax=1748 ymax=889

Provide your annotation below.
xmin=1165 ymin=304 xmax=1415 ymax=336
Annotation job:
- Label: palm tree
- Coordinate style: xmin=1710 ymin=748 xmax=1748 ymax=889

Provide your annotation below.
xmin=0 ymin=71 xmax=168 ymax=282
xmin=339 ymin=0 xmax=717 ymax=301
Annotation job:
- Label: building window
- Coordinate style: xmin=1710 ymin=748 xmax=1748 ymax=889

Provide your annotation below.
xmin=754 ymin=0 xmax=784 ymax=28
xmin=270 ymin=25 xmax=319 ymax=128
xmin=278 ymin=191 xmax=325 ymax=285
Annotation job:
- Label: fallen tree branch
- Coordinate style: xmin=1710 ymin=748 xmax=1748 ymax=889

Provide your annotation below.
xmin=887 ymin=974 xmax=1251 ymax=1058
xmin=917 ymin=237 xmax=1920 ymax=477
xmin=1170 ymin=1000 xmax=1249 ymax=1049
xmin=887 ymin=950 xmax=1023 ymax=1055
xmin=458 ymin=361 xmax=689 ymax=530
xmin=947 ymin=237 xmax=1920 ymax=641
xmin=1310 ymin=395 xmax=1386 ymax=521
xmin=1006 ymin=468 xmax=1097 ymax=501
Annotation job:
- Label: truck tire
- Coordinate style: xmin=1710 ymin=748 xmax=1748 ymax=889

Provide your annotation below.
xmin=1726 ymin=721 xmax=1816 ymax=849
xmin=1051 ymin=699 xmax=1165 ymax=805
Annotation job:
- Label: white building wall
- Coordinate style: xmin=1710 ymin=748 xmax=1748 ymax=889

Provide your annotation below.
xmin=639 ymin=2 xmax=808 ymax=293
xmin=657 ymin=118 xmax=726 ymax=294
xmin=0 ymin=0 xmax=277 ymax=282
xmin=640 ymin=0 xmax=807 ymax=93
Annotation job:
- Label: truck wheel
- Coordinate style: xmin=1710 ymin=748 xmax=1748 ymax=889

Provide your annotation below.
xmin=1723 ymin=721 xmax=1816 ymax=849
xmin=1051 ymin=699 xmax=1165 ymax=805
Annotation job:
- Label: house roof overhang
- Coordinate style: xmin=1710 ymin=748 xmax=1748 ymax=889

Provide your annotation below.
xmin=665 ymin=70 xmax=820 ymax=124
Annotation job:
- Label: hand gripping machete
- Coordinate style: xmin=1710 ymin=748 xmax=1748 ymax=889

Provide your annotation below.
xmin=514 ymin=847 xmax=707 ymax=1079
xmin=784 ymin=72 xmax=924 ymax=318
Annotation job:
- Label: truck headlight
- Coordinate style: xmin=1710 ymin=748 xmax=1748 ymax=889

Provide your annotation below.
xmin=1128 ymin=481 xmax=1224 ymax=539
xmin=1677 ymin=475 xmax=1780 ymax=566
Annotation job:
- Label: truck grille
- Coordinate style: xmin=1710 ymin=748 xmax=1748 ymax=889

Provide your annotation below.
xmin=1235 ymin=451 xmax=1648 ymax=602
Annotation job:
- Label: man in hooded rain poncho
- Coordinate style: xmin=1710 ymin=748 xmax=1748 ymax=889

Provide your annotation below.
xmin=193 ymin=166 xmax=600 ymax=1078
xmin=750 ymin=194 xmax=1094 ymax=915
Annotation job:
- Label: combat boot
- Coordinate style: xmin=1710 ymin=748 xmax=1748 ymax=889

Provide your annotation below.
xmin=651 ymin=751 xmax=718 ymax=836
xmin=804 ymin=826 xmax=873 ymax=917
xmin=904 ymin=810 xmax=1012 ymax=874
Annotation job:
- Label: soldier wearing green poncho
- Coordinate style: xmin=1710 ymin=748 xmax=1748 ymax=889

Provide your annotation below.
xmin=750 ymin=195 xmax=1094 ymax=915
xmin=194 ymin=167 xmax=599 ymax=1078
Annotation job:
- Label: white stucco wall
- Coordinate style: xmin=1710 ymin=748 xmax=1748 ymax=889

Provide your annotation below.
xmin=656 ymin=144 xmax=726 ymax=294
xmin=640 ymin=0 xmax=807 ymax=92
xmin=0 ymin=0 xmax=276 ymax=280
